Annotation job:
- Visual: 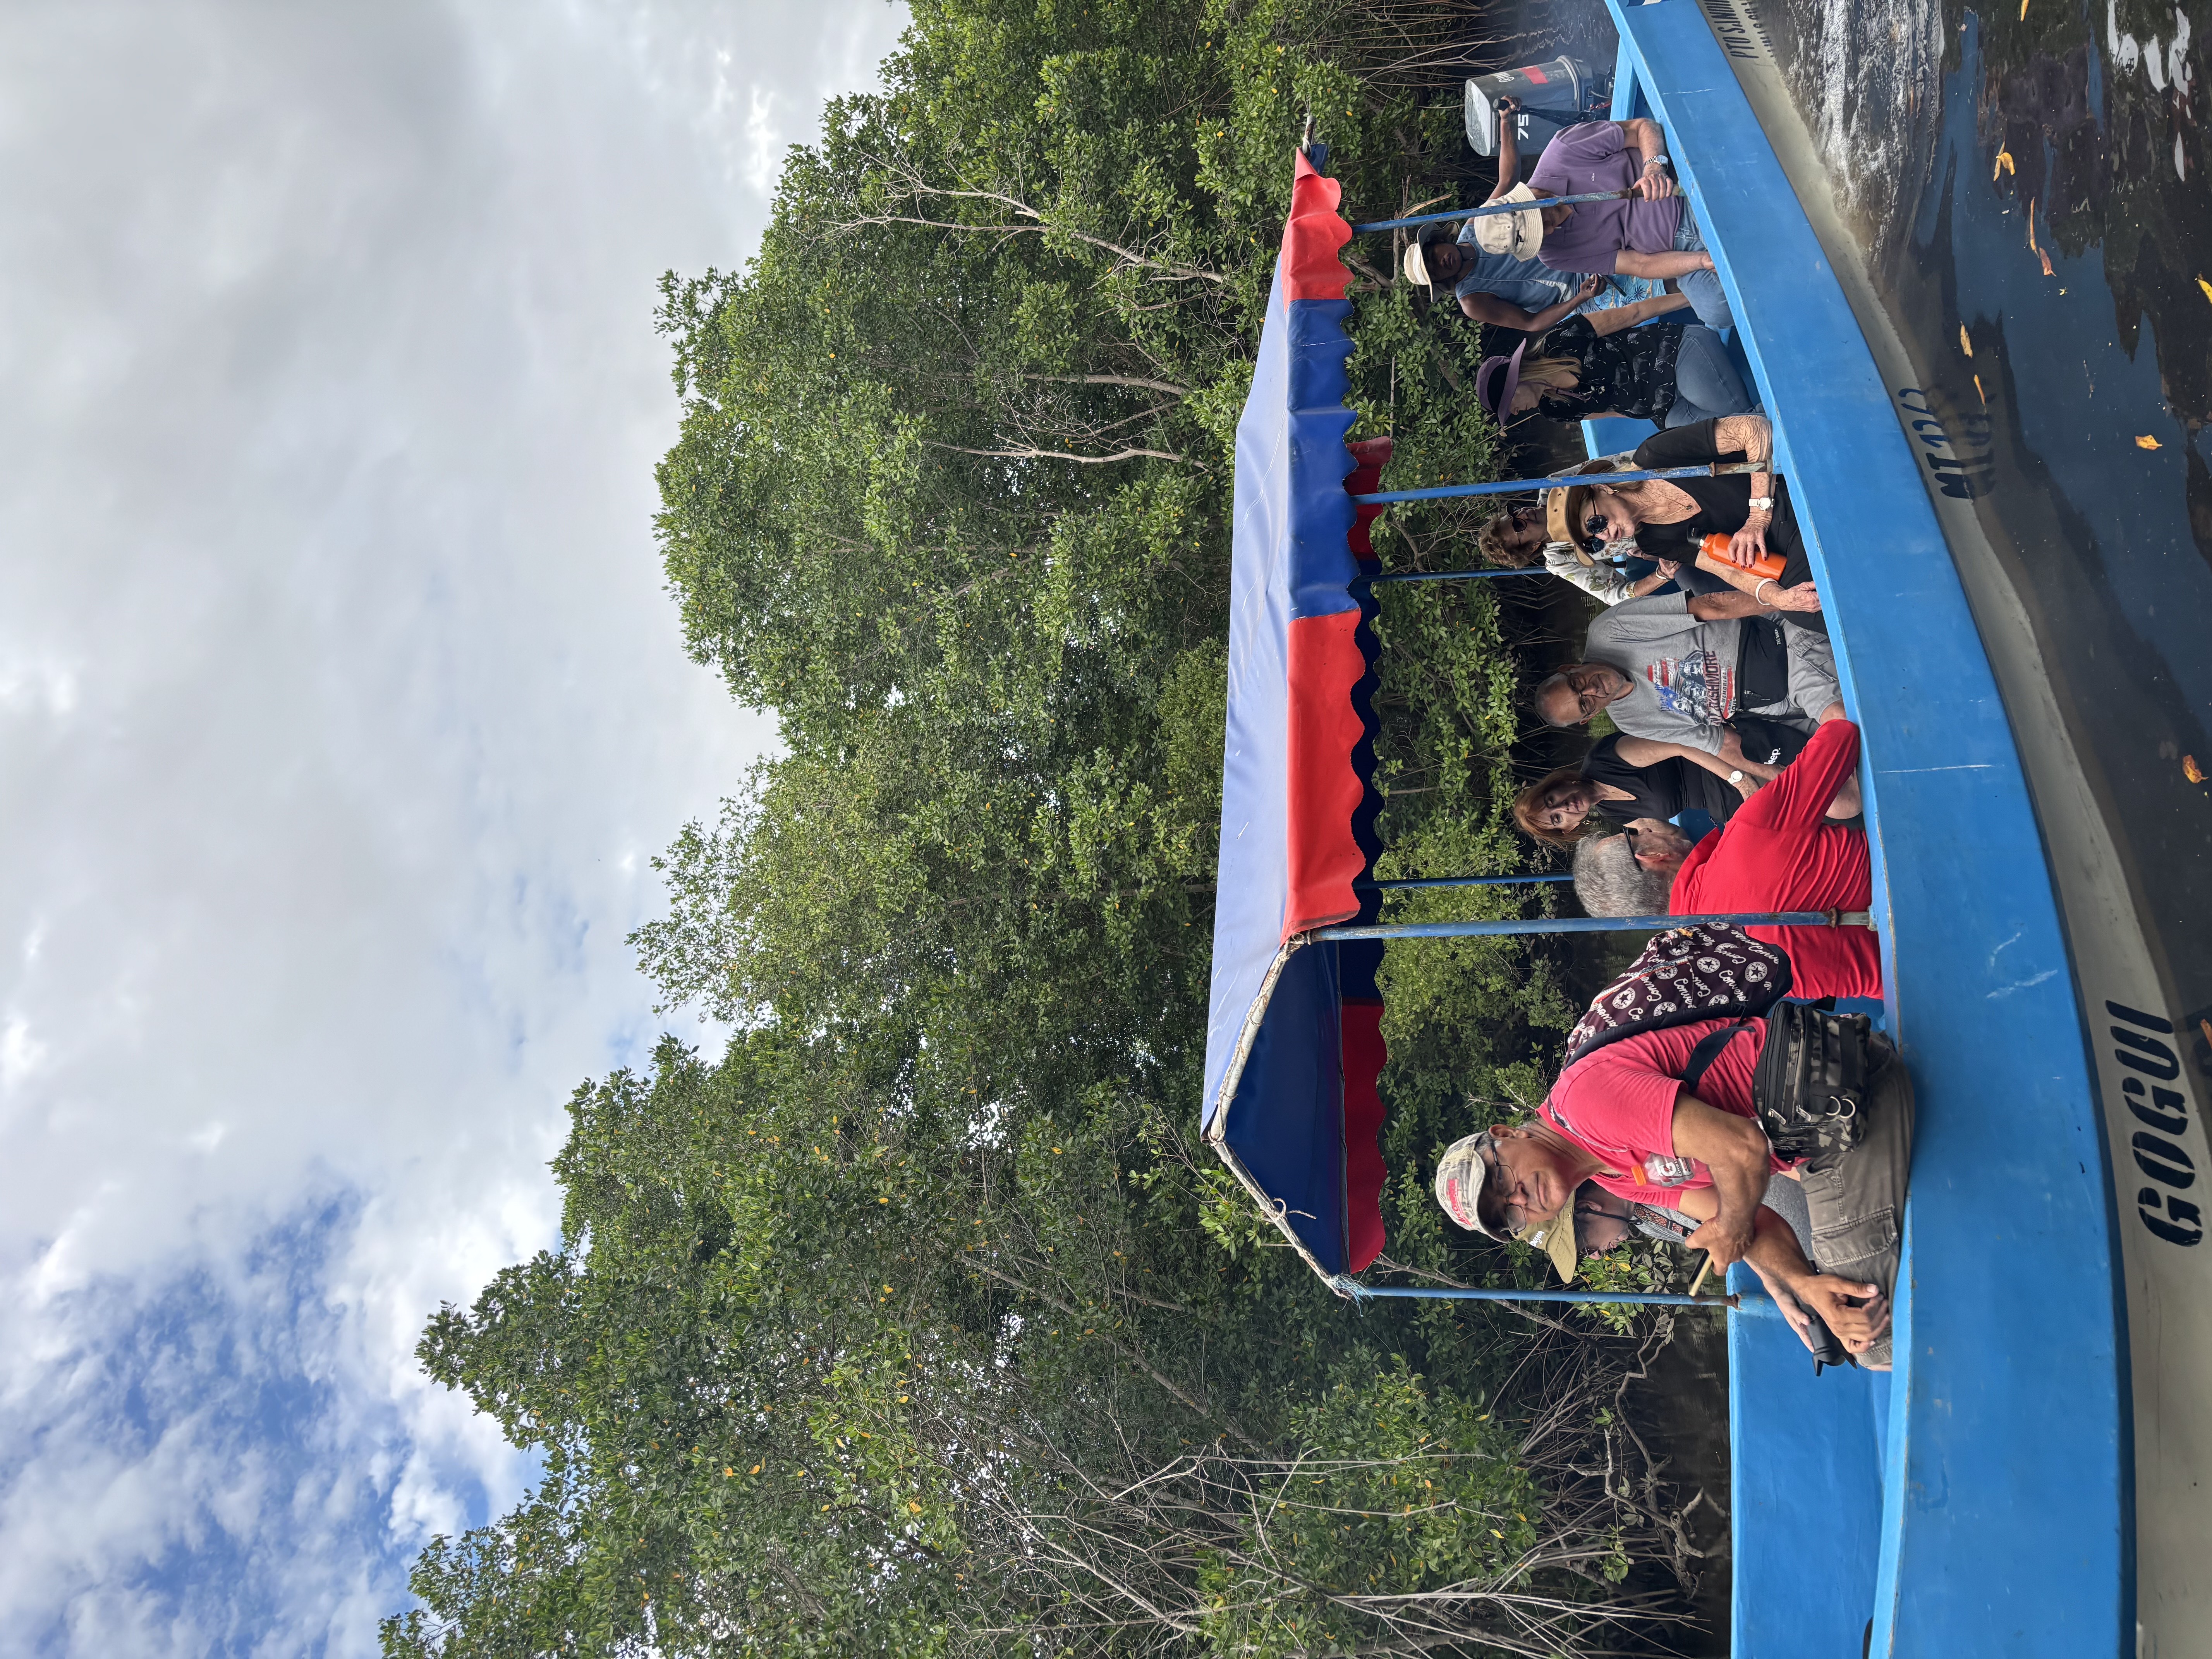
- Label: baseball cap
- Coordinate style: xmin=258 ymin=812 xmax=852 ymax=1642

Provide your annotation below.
xmin=1434 ymin=1131 xmax=1515 ymax=1242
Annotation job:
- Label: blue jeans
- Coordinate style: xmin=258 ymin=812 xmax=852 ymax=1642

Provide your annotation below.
xmin=1671 ymin=208 xmax=1735 ymax=331
xmin=1665 ymin=323 xmax=1756 ymax=427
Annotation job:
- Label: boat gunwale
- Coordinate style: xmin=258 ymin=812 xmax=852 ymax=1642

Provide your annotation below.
xmin=1596 ymin=3 xmax=2133 ymax=1651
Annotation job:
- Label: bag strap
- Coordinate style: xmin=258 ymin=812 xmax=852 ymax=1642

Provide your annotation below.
xmin=1680 ymin=1021 xmax=1753 ymax=1098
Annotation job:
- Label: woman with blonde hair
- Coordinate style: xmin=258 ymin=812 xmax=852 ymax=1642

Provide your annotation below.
xmin=1547 ymin=412 xmax=1826 ymax=629
xmin=1473 ymin=467 xmax=1733 ymax=608
xmin=1476 ymin=313 xmax=1753 ymax=431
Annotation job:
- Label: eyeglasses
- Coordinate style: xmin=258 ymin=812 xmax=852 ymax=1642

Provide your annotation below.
xmin=1476 ymin=1143 xmax=1525 ymax=1234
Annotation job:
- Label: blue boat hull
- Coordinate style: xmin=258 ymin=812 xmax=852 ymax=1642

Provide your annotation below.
xmin=1599 ymin=1 xmax=2133 ymax=1650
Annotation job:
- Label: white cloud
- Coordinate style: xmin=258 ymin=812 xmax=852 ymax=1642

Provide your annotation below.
xmin=0 ymin=0 xmax=909 ymax=1651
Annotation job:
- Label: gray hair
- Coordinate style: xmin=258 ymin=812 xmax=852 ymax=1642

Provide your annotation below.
xmin=1572 ymin=833 xmax=1676 ymax=917
xmin=1533 ymin=670 xmax=1578 ymax=728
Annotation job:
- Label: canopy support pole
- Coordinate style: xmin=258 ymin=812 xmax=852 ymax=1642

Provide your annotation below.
xmin=1332 ymin=1279 xmax=1734 ymax=1308
xmin=1358 ymin=874 xmax=1570 ymax=890
xmin=1350 ymin=192 xmax=1634 ymax=234
xmin=1352 ymin=460 xmax=1773 ymax=507
xmin=1372 ymin=566 xmax=1546 ymax=583
xmin=1317 ymin=909 xmax=1874 ymax=940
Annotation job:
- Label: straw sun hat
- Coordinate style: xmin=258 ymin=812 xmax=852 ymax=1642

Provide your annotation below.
xmin=1542 ymin=457 xmax=1635 ymax=565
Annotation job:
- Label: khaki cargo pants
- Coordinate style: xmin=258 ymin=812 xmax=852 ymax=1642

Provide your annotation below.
xmin=1797 ymin=1037 xmax=1915 ymax=1371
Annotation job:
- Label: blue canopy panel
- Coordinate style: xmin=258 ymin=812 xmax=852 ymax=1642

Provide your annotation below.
xmin=1201 ymin=149 xmax=1389 ymax=1283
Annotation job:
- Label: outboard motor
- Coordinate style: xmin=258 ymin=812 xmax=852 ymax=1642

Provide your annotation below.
xmin=1463 ymin=57 xmax=1612 ymax=159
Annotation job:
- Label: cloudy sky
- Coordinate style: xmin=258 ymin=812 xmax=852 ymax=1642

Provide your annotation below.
xmin=0 ymin=2 xmax=905 ymax=1650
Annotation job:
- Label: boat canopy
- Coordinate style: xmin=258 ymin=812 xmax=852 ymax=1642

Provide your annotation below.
xmin=1199 ymin=149 xmax=1391 ymax=1284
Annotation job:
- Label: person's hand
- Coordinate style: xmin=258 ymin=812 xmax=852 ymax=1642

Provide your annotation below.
xmin=1574 ymin=274 xmax=1604 ymax=305
xmin=1769 ymin=581 xmax=1823 ymax=613
xmin=1683 ymin=1213 xmax=1755 ymax=1270
xmin=1727 ymin=524 xmax=1769 ymax=567
xmin=1634 ymin=161 xmax=1677 ymax=201
xmin=1496 ymin=95 xmax=1519 ymax=131
xmin=1790 ymin=1274 xmax=1891 ymax=1355
xmin=1653 ymin=558 xmax=1680 ymax=581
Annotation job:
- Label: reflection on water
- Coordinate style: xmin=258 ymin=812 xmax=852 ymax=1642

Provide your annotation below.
xmin=1752 ymin=0 xmax=2212 ymax=1032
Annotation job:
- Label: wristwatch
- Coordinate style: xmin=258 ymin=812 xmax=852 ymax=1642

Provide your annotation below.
xmin=1747 ymin=495 xmax=1774 ymax=511
xmin=1727 ymin=769 xmax=1745 ymax=784
xmin=1643 ymin=154 xmax=1672 ymax=172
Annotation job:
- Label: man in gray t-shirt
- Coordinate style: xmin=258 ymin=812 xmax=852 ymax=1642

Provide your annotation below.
xmin=1532 ymin=594 xmax=1844 ymax=783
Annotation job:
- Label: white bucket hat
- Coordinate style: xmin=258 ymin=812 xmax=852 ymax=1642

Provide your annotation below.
xmin=1469 ymin=183 xmax=1544 ymax=259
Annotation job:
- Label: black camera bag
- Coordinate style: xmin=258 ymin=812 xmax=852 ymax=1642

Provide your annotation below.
xmin=1751 ymin=1000 xmax=1875 ymax=1163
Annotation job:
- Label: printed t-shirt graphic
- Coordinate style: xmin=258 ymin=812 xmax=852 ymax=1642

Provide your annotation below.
xmin=1647 ymin=647 xmax=1734 ymax=726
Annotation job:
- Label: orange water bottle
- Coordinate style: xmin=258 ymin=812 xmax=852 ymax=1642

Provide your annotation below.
xmin=1702 ymin=531 xmax=1786 ymax=583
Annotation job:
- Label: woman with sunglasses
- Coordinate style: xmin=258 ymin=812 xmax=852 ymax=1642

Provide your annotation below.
xmin=1473 ymin=483 xmax=1735 ymax=606
xmin=1546 ymin=412 xmax=1827 ymax=629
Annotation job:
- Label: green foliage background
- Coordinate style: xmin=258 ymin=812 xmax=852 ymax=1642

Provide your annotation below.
xmin=384 ymin=2 xmax=1686 ymax=1654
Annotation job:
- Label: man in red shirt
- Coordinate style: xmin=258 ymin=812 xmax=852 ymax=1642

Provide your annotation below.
xmin=1432 ymin=1012 xmax=1913 ymax=1367
xmin=1571 ymin=718 xmax=1881 ymax=1000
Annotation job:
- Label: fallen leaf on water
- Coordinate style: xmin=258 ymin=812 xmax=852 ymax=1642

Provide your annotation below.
xmin=2040 ymin=248 xmax=2055 ymax=275
xmin=2199 ymin=275 xmax=2212 ymax=305
xmin=1959 ymin=325 xmax=1974 ymax=356
xmin=2027 ymin=199 xmax=2040 ymax=252
xmin=2138 ymin=434 xmax=2163 ymax=449
xmin=2187 ymin=755 xmax=2206 ymax=783
xmin=1974 ymin=373 xmax=1987 ymax=404
xmin=1994 ymin=149 xmax=2016 ymax=179
xmin=2020 ymin=0 xmax=2028 ymax=15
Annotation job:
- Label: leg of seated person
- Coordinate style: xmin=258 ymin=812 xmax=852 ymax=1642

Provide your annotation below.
xmin=1796 ymin=1047 xmax=1914 ymax=1369
xmin=1671 ymin=212 xmax=1736 ymax=331
xmin=1666 ymin=325 xmax=1752 ymax=427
